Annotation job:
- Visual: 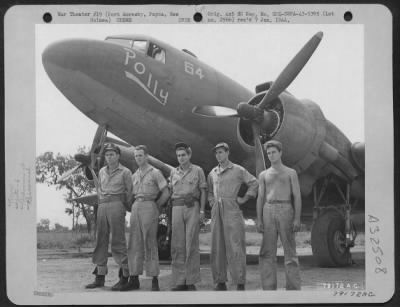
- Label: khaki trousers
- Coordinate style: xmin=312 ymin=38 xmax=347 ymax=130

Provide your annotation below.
xmin=211 ymin=199 xmax=246 ymax=285
xmin=171 ymin=202 xmax=200 ymax=286
xmin=92 ymin=200 xmax=129 ymax=276
xmin=259 ymin=203 xmax=301 ymax=290
xmin=128 ymin=200 xmax=160 ymax=276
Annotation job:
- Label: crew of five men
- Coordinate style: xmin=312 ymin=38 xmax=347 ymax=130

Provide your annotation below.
xmin=85 ymin=140 xmax=302 ymax=291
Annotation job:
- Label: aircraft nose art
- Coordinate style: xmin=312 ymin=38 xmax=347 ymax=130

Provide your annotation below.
xmin=42 ymin=39 xmax=131 ymax=115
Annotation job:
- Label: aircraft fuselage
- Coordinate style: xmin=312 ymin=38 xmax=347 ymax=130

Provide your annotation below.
xmin=42 ymin=34 xmax=363 ymax=199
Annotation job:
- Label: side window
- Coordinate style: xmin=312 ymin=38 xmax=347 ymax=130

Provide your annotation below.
xmin=132 ymin=40 xmax=148 ymax=53
xmin=148 ymin=42 xmax=166 ymax=64
xmin=105 ymin=38 xmax=133 ymax=48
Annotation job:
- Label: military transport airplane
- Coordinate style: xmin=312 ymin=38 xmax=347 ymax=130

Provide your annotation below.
xmin=42 ymin=32 xmax=365 ymax=267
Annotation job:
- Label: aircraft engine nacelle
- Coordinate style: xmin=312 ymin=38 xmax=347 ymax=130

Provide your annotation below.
xmin=238 ymin=92 xmax=325 ymax=171
xmin=83 ymin=144 xmax=137 ymax=180
xmin=117 ymin=146 xmax=137 ymax=172
xmin=237 ymin=92 xmax=360 ymax=195
xmin=84 ymin=141 xmax=172 ymax=180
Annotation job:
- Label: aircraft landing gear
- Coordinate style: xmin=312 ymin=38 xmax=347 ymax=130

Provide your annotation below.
xmin=311 ymin=177 xmax=357 ymax=267
xmin=157 ymin=223 xmax=171 ymax=260
xmin=157 ymin=208 xmax=171 ymax=260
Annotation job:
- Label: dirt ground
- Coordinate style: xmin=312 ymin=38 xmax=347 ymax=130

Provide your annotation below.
xmin=37 ymin=245 xmax=365 ymax=293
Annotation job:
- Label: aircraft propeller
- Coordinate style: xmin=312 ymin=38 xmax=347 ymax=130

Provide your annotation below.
xmin=192 ymin=31 xmax=323 ymax=176
xmin=56 ymin=125 xmax=108 ymax=183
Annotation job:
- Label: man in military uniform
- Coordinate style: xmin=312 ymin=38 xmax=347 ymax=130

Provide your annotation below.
xmin=256 ymin=140 xmax=301 ymax=290
xmin=169 ymin=142 xmax=207 ymax=291
xmin=85 ymin=143 xmax=132 ymax=291
xmin=207 ymin=142 xmax=258 ymax=291
xmin=120 ymin=145 xmax=169 ymax=291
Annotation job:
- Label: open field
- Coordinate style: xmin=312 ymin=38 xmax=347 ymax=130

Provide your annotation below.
xmin=37 ymin=228 xmax=365 ymax=251
xmin=37 ymin=247 xmax=365 ymax=293
xmin=37 ymin=229 xmax=365 ymax=293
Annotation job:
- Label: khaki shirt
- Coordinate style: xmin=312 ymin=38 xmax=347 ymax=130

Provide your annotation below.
xmin=99 ymin=163 xmax=133 ymax=201
xmin=132 ymin=165 xmax=167 ymax=199
xmin=207 ymin=162 xmax=258 ymax=203
xmin=169 ymin=164 xmax=207 ymax=200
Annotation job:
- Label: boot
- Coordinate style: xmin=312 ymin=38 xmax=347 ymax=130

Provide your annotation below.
xmin=112 ymin=276 xmax=128 ymax=291
xmin=171 ymin=284 xmax=187 ymax=291
xmin=186 ymin=284 xmax=197 ymax=291
xmin=152 ymin=276 xmax=160 ymax=291
xmin=237 ymin=284 xmax=245 ymax=291
xmin=85 ymin=275 xmax=105 ymax=289
xmin=111 ymin=269 xmax=129 ymax=291
xmin=120 ymin=276 xmax=140 ymax=291
xmin=214 ymin=283 xmax=227 ymax=291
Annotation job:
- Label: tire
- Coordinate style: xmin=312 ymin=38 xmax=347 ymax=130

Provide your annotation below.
xmin=311 ymin=210 xmax=351 ymax=267
xmin=157 ymin=224 xmax=171 ymax=260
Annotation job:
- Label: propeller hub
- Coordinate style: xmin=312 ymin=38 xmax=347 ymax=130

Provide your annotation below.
xmin=74 ymin=153 xmax=91 ymax=165
xmin=237 ymin=102 xmax=263 ymax=122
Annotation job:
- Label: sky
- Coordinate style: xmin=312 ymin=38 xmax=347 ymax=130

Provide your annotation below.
xmin=36 ymin=23 xmax=364 ymax=227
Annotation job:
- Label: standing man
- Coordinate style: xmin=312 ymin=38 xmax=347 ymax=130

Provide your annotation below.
xmin=120 ymin=145 xmax=169 ymax=291
xmin=169 ymin=142 xmax=207 ymax=291
xmin=85 ymin=143 xmax=132 ymax=291
xmin=208 ymin=142 xmax=258 ymax=291
xmin=256 ymin=140 xmax=302 ymax=290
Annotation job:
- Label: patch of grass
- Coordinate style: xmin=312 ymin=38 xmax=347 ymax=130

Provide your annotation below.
xmin=245 ymin=232 xmax=262 ymax=246
xmin=73 ymin=234 xmax=94 ymax=248
xmin=199 ymin=230 xmax=313 ymax=248
xmin=354 ymin=232 xmax=365 ymax=246
xmin=37 ymin=231 xmax=96 ymax=250
xmin=199 ymin=232 xmax=211 ymax=246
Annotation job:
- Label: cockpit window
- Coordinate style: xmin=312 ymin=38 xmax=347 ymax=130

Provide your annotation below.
xmin=105 ymin=38 xmax=165 ymax=64
xmin=132 ymin=40 xmax=147 ymax=53
xmin=105 ymin=38 xmax=133 ymax=48
xmin=148 ymin=42 xmax=166 ymax=64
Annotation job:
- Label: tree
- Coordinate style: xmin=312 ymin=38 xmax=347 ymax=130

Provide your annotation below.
xmin=36 ymin=148 xmax=96 ymax=234
xmin=54 ymin=222 xmax=69 ymax=232
xmin=37 ymin=218 xmax=50 ymax=232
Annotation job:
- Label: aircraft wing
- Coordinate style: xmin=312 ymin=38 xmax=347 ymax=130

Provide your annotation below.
xmin=70 ymin=193 xmax=98 ymax=206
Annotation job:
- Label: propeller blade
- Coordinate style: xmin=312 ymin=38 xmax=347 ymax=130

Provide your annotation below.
xmin=57 ymin=164 xmax=83 ymax=183
xmin=91 ymin=126 xmax=107 ymax=152
xmin=252 ymin=123 xmax=266 ymax=177
xmin=90 ymin=125 xmax=108 ymax=170
xmin=258 ymin=31 xmax=323 ymax=110
xmin=192 ymin=106 xmax=239 ymax=118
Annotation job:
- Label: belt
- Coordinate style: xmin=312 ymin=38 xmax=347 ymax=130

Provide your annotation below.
xmin=215 ymin=197 xmax=237 ymax=203
xmin=171 ymin=198 xmax=198 ymax=207
xmin=171 ymin=199 xmax=185 ymax=207
xmin=266 ymin=200 xmax=291 ymax=204
xmin=98 ymin=194 xmax=124 ymax=204
xmin=135 ymin=196 xmax=156 ymax=202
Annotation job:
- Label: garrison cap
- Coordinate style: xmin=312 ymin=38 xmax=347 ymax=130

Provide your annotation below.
xmin=264 ymin=140 xmax=282 ymax=151
xmin=213 ymin=142 xmax=230 ymax=152
xmin=103 ymin=143 xmax=121 ymax=154
xmin=175 ymin=142 xmax=190 ymax=150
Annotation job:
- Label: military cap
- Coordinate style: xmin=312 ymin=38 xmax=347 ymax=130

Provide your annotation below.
xmin=175 ymin=142 xmax=190 ymax=150
xmin=213 ymin=142 xmax=230 ymax=152
xmin=103 ymin=143 xmax=121 ymax=154
xmin=264 ymin=140 xmax=282 ymax=151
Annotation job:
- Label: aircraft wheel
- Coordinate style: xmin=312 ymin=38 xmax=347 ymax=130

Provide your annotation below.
xmin=157 ymin=224 xmax=171 ymax=260
xmin=311 ymin=210 xmax=351 ymax=267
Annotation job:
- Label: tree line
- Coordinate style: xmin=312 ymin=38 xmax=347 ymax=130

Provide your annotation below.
xmin=36 ymin=148 xmax=97 ymax=234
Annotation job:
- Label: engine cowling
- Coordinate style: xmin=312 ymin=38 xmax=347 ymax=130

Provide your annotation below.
xmin=238 ymin=92 xmax=324 ymax=171
xmin=84 ymin=140 xmax=173 ymax=180
xmin=237 ymin=92 xmax=361 ymax=196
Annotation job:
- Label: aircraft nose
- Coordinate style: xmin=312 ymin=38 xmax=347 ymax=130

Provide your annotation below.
xmin=42 ymin=39 xmax=122 ymax=80
xmin=42 ymin=38 xmax=132 ymax=116
xmin=43 ymin=39 xmax=87 ymax=73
